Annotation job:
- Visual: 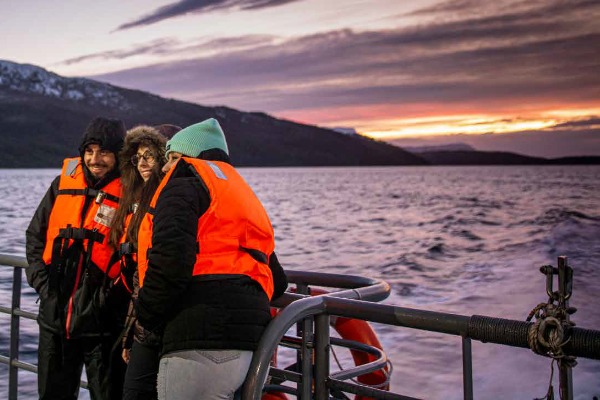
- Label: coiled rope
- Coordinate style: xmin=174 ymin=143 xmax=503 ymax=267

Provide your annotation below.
xmin=526 ymin=299 xmax=577 ymax=400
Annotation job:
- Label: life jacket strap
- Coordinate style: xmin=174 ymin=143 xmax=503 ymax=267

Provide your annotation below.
xmin=57 ymin=188 xmax=120 ymax=204
xmin=239 ymin=246 xmax=269 ymax=264
xmin=58 ymin=226 xmax=105 ymax=243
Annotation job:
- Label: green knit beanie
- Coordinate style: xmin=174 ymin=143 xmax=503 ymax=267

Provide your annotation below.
xmin=165 ymin=118 xmax=229 ymax=158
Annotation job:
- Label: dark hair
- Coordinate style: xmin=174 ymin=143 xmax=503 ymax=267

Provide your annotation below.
xmin=108 ymin=126 xmax=167 ymax=250
xmin=199 ymin=148 xmax=231 ymax=164
xmin=154 ymin=124 xmax=182 ymax=139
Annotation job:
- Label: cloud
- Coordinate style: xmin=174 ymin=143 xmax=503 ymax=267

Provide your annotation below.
xmin=78 ymin=0 xmax=600 ymax=157
xmin=85 ymin=0 xmax=599 ymax=117
xmin=407 ymin=0 xmax=494 ymax=16
xmin=59 ymin=35 xmax=275 ymax=66
xmin=409 ymin=0 xmax=598 ymax=19
xmin=60 ymin=39 xmax=180 ymax=65
xmin=552 ymin=117 xmax=600 ymax=129
xmin=91 ymin=23 xmax=600 ymax=113
xmin=117 ymin=0 xmax=301 ymax=30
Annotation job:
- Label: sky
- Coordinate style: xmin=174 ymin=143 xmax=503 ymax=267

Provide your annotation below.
xmin=2 ymin=0 xmax=600 ymax=157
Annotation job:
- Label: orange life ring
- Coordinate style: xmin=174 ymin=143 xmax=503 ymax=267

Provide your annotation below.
xmin=311 ymin=288 xmax=390 ymax=398
xmin=265 ymin=289 xmax=389 ymax=399
xmin=332 ymin=316 xmax=390 ymax=394
xmin=261 ymin=392 xmax=289 ymax=400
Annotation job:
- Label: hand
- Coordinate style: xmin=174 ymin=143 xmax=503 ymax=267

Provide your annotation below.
xmin=122 ymin=348 xmax=131 ymax=364
xmin=31 ymin=263 xmax=50 ymax=295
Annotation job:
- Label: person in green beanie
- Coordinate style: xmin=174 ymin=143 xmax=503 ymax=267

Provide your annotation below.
xmin=136 ymin=118 xmax=287 ymax=400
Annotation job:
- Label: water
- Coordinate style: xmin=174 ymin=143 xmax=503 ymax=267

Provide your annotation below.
xmin=1 ymin=166 xmax=599 ymax=399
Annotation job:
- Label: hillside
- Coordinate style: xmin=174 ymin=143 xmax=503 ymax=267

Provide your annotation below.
xmin=412 ymin=149 xmax=600 ymax=165
xmin=0 ymin=60 xmax=428 ymax=168
xmin=416 ymin=150 xmax=545 ymax=165
xmin=402 ymin=143 xmax=476 ymax=153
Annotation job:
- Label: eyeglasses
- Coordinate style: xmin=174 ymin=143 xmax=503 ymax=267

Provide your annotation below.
xmin=131 ymin=151 xmax=156 ymax=166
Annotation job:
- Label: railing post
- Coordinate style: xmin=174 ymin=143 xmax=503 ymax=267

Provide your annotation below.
xmin=296 ymin=283 xmax=313 ymax=400
xmin=462 ymin=337 xmax=473 ymax=400
xmin=300 ymin=316 xmax=314 ymax=400
xmin=9 ymin=266 xmax=22 ymax=400
xmin=314 ymin=313 xmax=330 ymax=400
xmin=557 ymin=256 xmax=573 ymax=400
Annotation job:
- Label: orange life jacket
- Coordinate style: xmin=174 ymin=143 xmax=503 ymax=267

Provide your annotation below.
xmin=42 ymin=157 xmax=122 ymax=279
xmin=117 ymin=210 xmax=137 ymax=293
xmin=136 ymin=204 xmax=154 ymax=287
xmin=137 ymin=157 xmax=275 ymax=299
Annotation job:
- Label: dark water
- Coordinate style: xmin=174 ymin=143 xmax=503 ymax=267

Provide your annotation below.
xmin=1 ymin=166 xmax=599 ymax=399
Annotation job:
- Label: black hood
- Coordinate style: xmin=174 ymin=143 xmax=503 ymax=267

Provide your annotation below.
xmin=78 ymin=117 xmax=126 ymax=157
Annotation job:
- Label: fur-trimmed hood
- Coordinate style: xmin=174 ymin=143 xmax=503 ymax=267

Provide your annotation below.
xmin=119 ymin=125 xmax=168 ymax=184
xmin=109 ymin=125 xmax=169 ymax=250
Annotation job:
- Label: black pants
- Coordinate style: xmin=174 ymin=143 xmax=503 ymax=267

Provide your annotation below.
xmin=123 ymin=340 xmax=160 ymax=400
xmin=37 ymin=327 xmax=126 ymax=400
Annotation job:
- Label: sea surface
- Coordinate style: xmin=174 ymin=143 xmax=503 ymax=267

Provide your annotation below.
xmin=1 ymin=165 xmax=599 ymax=399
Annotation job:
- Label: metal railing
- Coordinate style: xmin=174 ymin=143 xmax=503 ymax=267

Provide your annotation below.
xmin=2 ymin=253 xmax=600 ymax=400
xmin=0 ymin=254 xmax=38 ymax=400
xmin=247 ymin=256 xmax=600 ymax=400
xmin=0 ymin=253 xmax=392 ymax=399
xmin=247 ymin=291 xmax=600 ymax=399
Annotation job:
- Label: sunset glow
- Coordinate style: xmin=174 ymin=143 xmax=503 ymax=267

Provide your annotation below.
xmin=337 ymin=108 xmax=600 ymax=139
xmin=1 ymin=0 xmax=599 ymax=157
xmin=363 ymin=118 xmax=558 ymax=139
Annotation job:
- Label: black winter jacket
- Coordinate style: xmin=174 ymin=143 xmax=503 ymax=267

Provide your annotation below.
xmin=136 ymin=156 xmax=287 ymax=355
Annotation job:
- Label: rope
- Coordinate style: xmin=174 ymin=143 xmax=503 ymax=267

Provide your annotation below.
xmin=526 ymin=299 xmax=577 ymax=400
xmin=533 ymin=360 xmax=556 ymax=400
xmin=526 ymin=302 xmax=577 ymax=366
xmin=330 ymin=345 xmax=393 ymax=390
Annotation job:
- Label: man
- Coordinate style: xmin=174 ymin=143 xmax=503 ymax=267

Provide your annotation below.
xmin=26 ymin=117 xmax=129 ymax=400
xmin=136 ymin=118 xmax=287 ymax=400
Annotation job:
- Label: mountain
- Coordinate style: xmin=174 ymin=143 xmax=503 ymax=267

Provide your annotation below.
xmin=394 ymin=141 xmax=600 ymax=165
xmin=331 ymin=127 xmax=359 ymax=135
xmin=402 ymin=143 xmax=475 ymax=153
xmin=416 ymin=150 xmax=545 ymax=165
xmin=413 ymin=150 xmax=600 ymax=165
xmin=546 ymin=156 xmax=600 ymax=165
xmin=0 ymin=60 xmax=427 ymax=168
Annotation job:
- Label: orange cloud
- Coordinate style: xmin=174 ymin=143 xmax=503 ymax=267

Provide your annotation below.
xmin=276 ymin=102 xmax=600 ymax=139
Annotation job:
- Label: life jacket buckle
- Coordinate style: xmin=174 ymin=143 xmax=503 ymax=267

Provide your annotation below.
xmin=119 ymin=242 xmax=134 ymax=256
xmin=95 ymin=191 xmax=106 ymax=204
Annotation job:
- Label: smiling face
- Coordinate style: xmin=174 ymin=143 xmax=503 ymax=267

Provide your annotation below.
xmin=134 ymin=145 xmax=157 ymax=182
xmin=83 ymin=144 xmax=116 ymax=179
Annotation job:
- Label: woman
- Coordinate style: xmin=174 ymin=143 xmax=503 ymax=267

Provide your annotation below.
xmin=109 ymin=124 xmax=178 ymax=400
xmin=136 ymin=119 xmax=288 ymax=399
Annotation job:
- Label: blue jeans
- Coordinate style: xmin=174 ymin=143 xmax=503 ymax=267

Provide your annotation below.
xmin=157 ymin=350 xmax=253 ymax=400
